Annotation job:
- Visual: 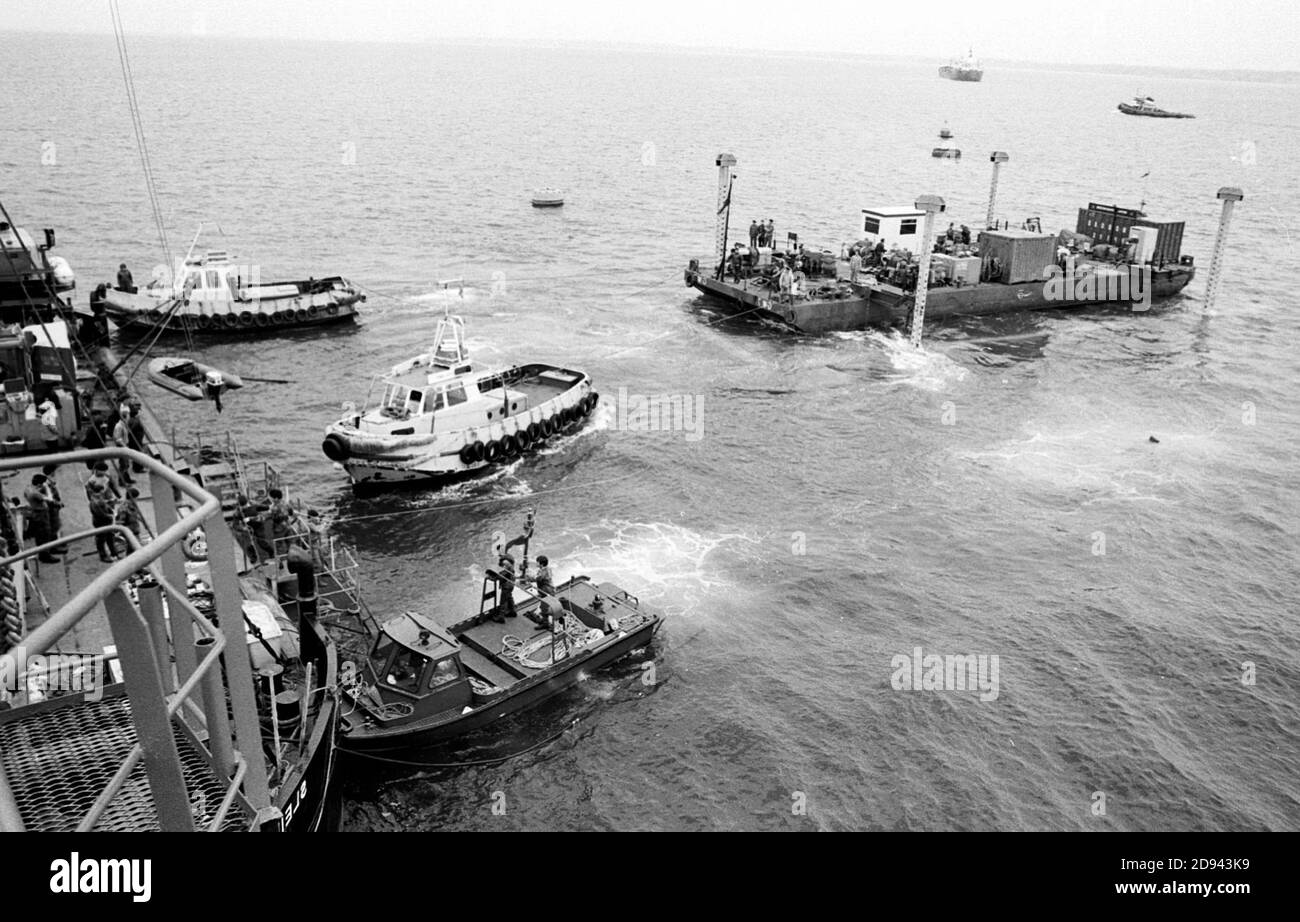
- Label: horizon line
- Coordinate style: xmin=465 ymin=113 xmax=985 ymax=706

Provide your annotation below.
xmin=3 ymin=28 xmax=1298 ymax=78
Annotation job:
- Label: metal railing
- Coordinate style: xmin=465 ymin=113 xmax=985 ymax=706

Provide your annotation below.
xmin=0 ymin=447 xmax=272 ymax=832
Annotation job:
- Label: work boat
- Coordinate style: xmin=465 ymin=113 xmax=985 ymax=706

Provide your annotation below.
xmin=100 ymin=231 xmax=365 ymax=336
xmin=337 ymin=513 xmax=662 ymax=752
xmin=321 ymin=313 xmax=598 ymax=489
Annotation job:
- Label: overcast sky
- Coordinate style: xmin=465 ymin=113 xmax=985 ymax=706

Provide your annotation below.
xmin=6 ymin=0 xmax=1298 ymax=71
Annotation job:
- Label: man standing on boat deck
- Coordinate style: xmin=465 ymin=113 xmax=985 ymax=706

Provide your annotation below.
xmin=749 ymin=220 xmax=759 ymax=250
xmin=23 ymin=475 xmax=61 ymax=563
xmin=86 ymin=479 xmax=119 ymax=562
xmin=41 ymin=464 xmax=63 ymax=543
xmin=493 ymin=554 xmax=518 ymax=623
xmin=778 ymin=262 xmax=795 ymax=305
xmin=765 ymin=219 xmax=775 ymax=248
xmin=112 ymin=413 xmax=135 ymax=485
xmin=849 ymin=249 xmax=863 ymax=284
xmin=527 ymin=555 xmax=556 ymax=631
xmin=116 ymin=263 xmax=135 ymax=293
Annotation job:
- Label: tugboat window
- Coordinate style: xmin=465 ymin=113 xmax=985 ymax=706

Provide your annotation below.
xmin=445 ymin=383 xmax=467 ymax=406
xmin=428 ymin=658 xmax=459 ymax=689
xmin=386 ymin=649 xmax=430 ymax=689
xmin=900 ymin=220 xmax=918 ymax=235
xmin=863 ymin=217 xmax=881 ymax=235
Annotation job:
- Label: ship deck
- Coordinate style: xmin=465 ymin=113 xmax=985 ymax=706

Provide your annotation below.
xmin=0 ymin=689 xmax=245 ymax=831
xmin=3 ymin=459 xmax=166 ymax=667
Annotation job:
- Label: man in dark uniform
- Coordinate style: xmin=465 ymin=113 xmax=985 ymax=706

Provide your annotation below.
xmin=493 ymin=553 xmax=518 ymax=623
xmin=23 ymin=474 xmax=60 ymax=563
xmin=116 ymin=263 xmax=135 ymax=293
xmin=748 ymin=220 xmax=759 ymax=250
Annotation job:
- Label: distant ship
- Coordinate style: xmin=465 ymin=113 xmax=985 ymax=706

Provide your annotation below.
xmin=939 ymin=49 xmax=983 ymax=82
xmin=1118 ymin=96 xmax=1195 ymax=119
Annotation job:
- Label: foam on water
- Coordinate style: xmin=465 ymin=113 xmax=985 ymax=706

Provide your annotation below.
xmin=865 ymin=329 xmax=970 ymax=392
xmin=550 ymin=519 xmax=763 ymax=619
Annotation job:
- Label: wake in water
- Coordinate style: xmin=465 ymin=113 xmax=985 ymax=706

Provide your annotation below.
xmin=547 ymin=518 xmax=764 ymax=619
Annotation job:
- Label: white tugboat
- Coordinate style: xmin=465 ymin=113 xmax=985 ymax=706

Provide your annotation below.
xmin=321 ymin=313 xmax=598 ymax=489
xmin=99 ymin=227 xmax=365 ymax=336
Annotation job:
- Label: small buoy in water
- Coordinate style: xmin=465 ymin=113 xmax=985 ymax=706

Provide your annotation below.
xmin=1148 ymin=435 xmax=1160 ymax=443
xmin=531 ymin=188 xmax=564 ymax=208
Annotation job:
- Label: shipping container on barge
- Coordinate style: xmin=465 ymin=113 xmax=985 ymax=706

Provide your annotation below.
xmin=684 ymin=153 xmax=1198 ymax=335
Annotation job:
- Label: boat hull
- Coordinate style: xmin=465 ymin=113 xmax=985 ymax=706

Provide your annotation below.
xmin=686 ymin=264 xmax=1196 ymax=335
xmin=102 ymin=283 xmax=363 ymax=336
xmin=338 ymin=619 xmax=658 ymax=753
xmin=939 ymin=66 xmax=983 ymax=81
xmin=1117 ymin=103 xmax=1194 ymax=118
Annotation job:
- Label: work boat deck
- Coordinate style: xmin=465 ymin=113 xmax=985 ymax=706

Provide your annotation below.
xmin=323 ymin=313 xmax=597 ymax=488
xmin=0 ymin=448 xmax=339 ymax=832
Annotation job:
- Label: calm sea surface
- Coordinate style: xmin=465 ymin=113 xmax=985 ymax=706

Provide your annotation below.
xmin=3 ymin=33 xmax=1298 ymax=830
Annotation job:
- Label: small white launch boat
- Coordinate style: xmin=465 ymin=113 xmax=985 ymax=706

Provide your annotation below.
xmin=321 ymin=313 xmax=597 ymax=489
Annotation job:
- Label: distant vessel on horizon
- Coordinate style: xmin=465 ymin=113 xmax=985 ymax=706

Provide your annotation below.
xmin=939 ymin=49 xmax=983 ymax=82
xmin=1118 ymin=95 xmax=1195 ymax=119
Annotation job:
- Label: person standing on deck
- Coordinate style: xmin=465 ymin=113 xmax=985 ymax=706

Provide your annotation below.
xmin=493 ymin=553 xmax=518 ymax=623
xmin=111 ymin=413 xmax=135 ymax=485
xmin=778 ymin=262 xmax=795 ymax=305
xmin=23 ymin=475 xmax=60 ymax=563
xmin=527 ymin=554 xmax=557 ymax=631
xmin=89 ymin=460 xmax=121 ymax=498
xmin=41 ymin=463 xmax=63 ymax=543
xmin=748 ymin=220 xmax=759 ymax=250
xmin=114 ymin=488 xmax=146 ymax=546
xmin=765 ymin=219 xmax=775 ymax=248
xmin=86 ymin=479 xmax=120 ymax=562
xmin=267 ymin=488 xmax=297 ymax=549
xmin=849 ymin=249 xmax=863 ymax=284
xmin=125 ymin=404 xmax=147 ymax=473
xmin=116 ymin=263 xmax=135 ymax=293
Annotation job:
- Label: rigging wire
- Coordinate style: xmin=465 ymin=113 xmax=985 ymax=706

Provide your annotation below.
xmin=110 ymin=0 xmax=171 ymax=269
xmin=110 ymin=0 xmax=198 ymax=363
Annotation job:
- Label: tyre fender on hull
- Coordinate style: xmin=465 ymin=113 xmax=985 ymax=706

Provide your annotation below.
xmin=322 ymin=434 xmax=351 ymax=462
xmin=459 ymin=442 xmax=485 ymax=465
